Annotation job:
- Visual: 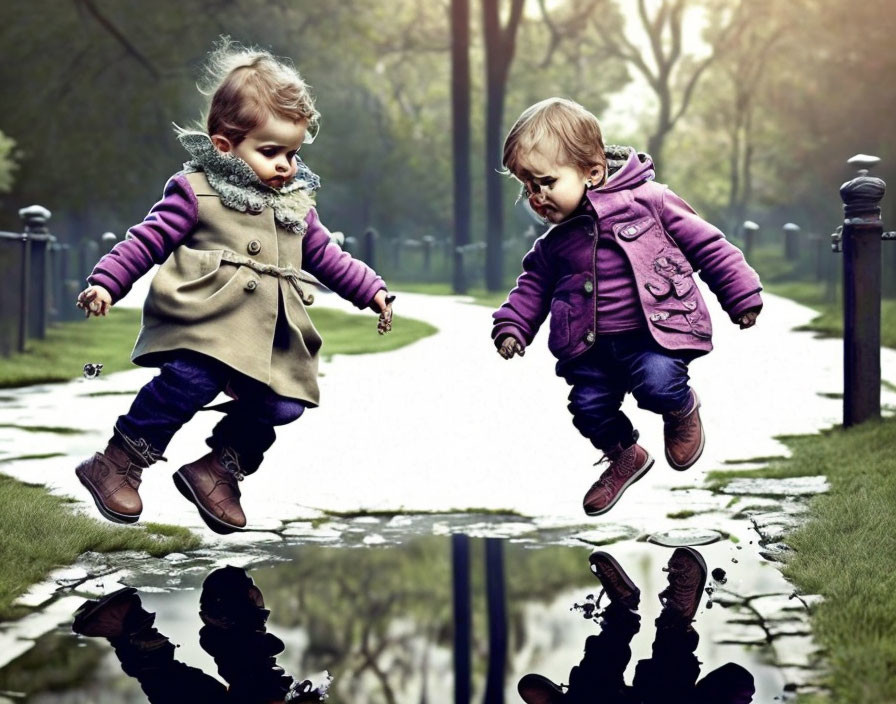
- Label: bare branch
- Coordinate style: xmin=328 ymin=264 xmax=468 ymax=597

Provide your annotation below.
xmin=75 ymin=0 xmax=159 ymax=79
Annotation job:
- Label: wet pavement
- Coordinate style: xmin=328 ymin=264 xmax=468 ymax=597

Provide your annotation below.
xmin=2 ymin=286 xmax=896 ymax=701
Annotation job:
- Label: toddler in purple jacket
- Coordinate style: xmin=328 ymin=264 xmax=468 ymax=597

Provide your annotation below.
xmin=492 ymin=98 xmax=762 ymax=516
xmin=74 ymin=40 xmax=393 ymax=534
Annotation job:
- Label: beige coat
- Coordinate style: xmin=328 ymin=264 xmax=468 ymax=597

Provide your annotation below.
xmin=125 ymin=172 xmax=382 ymax=405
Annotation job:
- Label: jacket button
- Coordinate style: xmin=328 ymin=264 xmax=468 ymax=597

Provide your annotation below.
xmin=244 ymin=279 xmax=258 ymax=292
xmin=585 ymin=330 xmax=595 ymax=343
xmin=583 ymin=280 xmax=594 ymax=294
xmin=247 ymin=240 xmax=262 ymax=255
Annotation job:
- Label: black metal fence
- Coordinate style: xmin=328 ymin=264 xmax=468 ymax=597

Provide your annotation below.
xmin=0 ymin=206 xmax=118 ymax=358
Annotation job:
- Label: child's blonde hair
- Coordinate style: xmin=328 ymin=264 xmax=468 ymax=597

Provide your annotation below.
xmin=503 ymin=97 xmax=606 ymax=176
xmin=199 ymin=37 xmax=320 ymax=145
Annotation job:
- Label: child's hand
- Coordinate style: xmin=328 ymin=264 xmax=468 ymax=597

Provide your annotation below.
xmin=372 ymin=290 xmax=395 ymax=335
xmin=76 ymin=285 xmax=112 ymax=318
xmin=498 ymin=335 xmax=525 ymax=360
xmin=737 ymin=308 xmax=760 ymax=329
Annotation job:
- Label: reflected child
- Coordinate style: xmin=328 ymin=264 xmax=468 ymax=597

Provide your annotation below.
xmin=492 ymin=98 xmax=762 ymax=516
xmin=75 ymin=39 xmax=393 ymax=533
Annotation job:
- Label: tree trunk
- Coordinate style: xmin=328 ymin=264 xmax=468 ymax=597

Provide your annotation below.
xmin=452 ymin=0 xmax=472 ymax=294
xmin=482 ymin=0 xmax=524 ymax=292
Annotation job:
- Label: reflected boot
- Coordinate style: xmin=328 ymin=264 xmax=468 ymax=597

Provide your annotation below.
xmin=583 ymin=442 xmax=654 ymax=516
xmin=73 ymin=587 xmax=225 ymax=703
xmin=633 ymin=547 xmax=707 ymax=703
xmin=75 ymin=433 xmax=161 ymax=524
xmin=198 ymin=566 xmax=298 ymax=703
xmin=173 ymin=447 xmax=247 ymax=534
xmin=588 ymin=551 xmax=640 ymax=611
xmin=663 ymin=390 xmax=704 ymax=470
xmin=694 ymin=662 xmax=756 ymax=704
xmin=517 ymin=674 xmax=565 ymax=704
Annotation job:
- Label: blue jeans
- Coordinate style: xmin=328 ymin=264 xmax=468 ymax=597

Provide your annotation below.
xmin=114 ymin=351 xmax=305 ymax=473
xmin=559 ymin=331 xmax=692 ymax=452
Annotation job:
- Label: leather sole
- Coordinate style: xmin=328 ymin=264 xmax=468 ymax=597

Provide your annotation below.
xmin=76 ymin=468 xmax=140 ymax=524
xmin=584 ymin=453 xmax=655 ymax=516
xmin=172 ymin=469 xmax=244 ymax=535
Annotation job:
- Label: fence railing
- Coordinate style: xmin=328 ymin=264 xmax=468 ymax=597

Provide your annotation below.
xmin=0 ymin=206 xmax=121 ymax=358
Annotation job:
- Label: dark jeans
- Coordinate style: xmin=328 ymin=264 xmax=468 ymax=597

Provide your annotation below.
xmin=559 ymin=331 xmax=692 ymax=452
xmin=114 ymin=351 xmax=305 ymax=473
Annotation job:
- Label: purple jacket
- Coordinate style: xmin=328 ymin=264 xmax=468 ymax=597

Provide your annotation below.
xmin=492 ymin=150 xmax=763 ymax=365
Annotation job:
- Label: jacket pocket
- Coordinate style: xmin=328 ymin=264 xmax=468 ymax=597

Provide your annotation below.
xmin=547 ymin=298 xmax=571 ymax=356
xmin=613 ymin=216 xmax=657 ymax=241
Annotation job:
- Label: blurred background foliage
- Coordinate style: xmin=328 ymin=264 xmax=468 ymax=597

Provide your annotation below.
xmin=1 ymin=0 xmax=894 ymax=291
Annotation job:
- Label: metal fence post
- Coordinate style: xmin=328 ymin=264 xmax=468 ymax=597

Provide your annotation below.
xmin=742 ymin=220 xmax=758 ymax=259
xmin=363 ymin=227 xmax=378 ymax=270
xmin=840 ymin=154 xmax=885 ymax=427
xmin=19 ymin=205 xmax=51 ymax=341
xmin=783 ymin=222 xmax=800 ymax=261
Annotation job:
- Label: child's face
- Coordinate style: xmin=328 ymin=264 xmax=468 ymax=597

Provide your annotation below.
xmin=515 ymin=142 xmax=603 ymax=223
xmin=212 ymin=115 xmax=307 ymax=189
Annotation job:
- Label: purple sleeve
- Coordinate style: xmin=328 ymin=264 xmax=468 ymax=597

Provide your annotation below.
xmin=660 ymin=188 xmax=763 ymax=321
xmin=301 ymin=208 xmax=387 ymax=309
xmin=491 ymin=238 xmax=554 ymax=349
xmin=87 ymin=174 xmax=198 ymax=303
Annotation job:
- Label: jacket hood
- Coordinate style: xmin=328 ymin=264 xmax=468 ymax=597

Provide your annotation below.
xmin=596 ymin=145 xmax=655 ymax=193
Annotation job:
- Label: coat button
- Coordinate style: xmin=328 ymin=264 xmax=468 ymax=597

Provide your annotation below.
xmin=585 ymin=330 xmax=595 ymax=343
xmin=244 ymin=279 xmax=258 ymax=292
xmin=583 ymin=280 xmax=594 ymax=294
xmin=247 ymin=240 xmax=262 ymax=255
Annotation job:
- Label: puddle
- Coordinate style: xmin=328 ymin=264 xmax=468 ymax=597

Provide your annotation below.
xmin=646 ymin=527 xmax=724 ymax=547
xmin=720 ymin=476 xmax=829 ymax=497
xmin=0 ymin=530 xmax=819 ymax=702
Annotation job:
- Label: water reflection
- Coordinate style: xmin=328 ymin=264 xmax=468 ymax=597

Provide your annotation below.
xmin=0 ymin=530 xmax=793 ymax=702
xmin=518 ymin=548 xmax=755 ymax=704
xmin=71 ymin=566 xmax=330 ymax=703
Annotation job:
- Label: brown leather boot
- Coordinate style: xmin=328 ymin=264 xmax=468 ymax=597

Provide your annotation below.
xmin=173 ymin=448 xmax=247 ymax=534
xmin=583 ymin=442 xmax=654 ymax=516
xmin=663 ymin=390 xmax=705 ymax=471
xmin=76 ymin=442 xmax=148 ymax=524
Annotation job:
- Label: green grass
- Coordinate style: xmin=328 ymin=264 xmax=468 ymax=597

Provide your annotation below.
xmin=0 ymin=474 xmax=200 ymax=620
xmin=310 ymin=308 xmax=436 ymax=358
xmin=0 ymin=306 xmax=438 ymax=388
xmin=392 ymin=282 xmax=509 ymax=308
xmin=666 ymin=509 xmax=697 ymax=519
xmin=708 ymin=418 xmax=896 ymax=702
xmin=766 ymin=281 xmax=896 ymax=349
xmin=0 ymin=309 xmax=144 ymax=388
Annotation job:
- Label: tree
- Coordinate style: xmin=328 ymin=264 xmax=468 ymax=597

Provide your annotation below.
xmin=482 ymin=0 xmax=525 ymax=291
xmin=452 ymin=0 xmax=472 ymax=294
xmin=589 ymin=0 xmax=744 ymax=170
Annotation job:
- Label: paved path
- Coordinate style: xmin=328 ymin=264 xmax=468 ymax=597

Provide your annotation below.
xmin=2 ymin=283 xmax=895 ymax=542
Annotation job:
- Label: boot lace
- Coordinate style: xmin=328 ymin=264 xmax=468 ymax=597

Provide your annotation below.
xmin=220 ymin=447 xmax=246 ymax=482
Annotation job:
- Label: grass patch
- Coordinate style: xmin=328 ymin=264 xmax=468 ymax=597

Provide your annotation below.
xmin=666 ymin=510 xmax=696 ymax=519
xmin=0 ymin=452 xmax=65 ymax=464
xmin=0 ymin=309 xmax=142 ymax=388
xmin=310 ymin=308 xmax=436 ymax=357
xmin=0 ymin=474 xmax=200 ymax=620
xmin=0 ymin=424 xmax=84 ymax=435
xmin=766 ymin=281 xmax=896 ymax=349
xmin=0 ymin=307 xmax=437 ymax=388
xmin=709 ymin=417 xmax=896 ymax=701
xmin=393 ymin=282 xmax=509 ymax=308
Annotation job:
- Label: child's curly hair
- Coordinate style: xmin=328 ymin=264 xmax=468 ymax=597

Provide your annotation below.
xmin=199 ymin=37 xmax=320 ymax=145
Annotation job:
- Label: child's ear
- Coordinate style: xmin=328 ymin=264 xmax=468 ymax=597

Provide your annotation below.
xmin=588 ymin=163 xmax=605 ymax=185
xmin=210 ymin=134 xmax=233 ymax=154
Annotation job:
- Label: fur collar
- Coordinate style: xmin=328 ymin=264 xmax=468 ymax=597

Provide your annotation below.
xmin=178 ymin=131 xmax=320 ymax=235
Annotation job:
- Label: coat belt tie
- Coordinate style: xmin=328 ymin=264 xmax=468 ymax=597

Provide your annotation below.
xmin=220 ymin=250 xmax=316 ymax=305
